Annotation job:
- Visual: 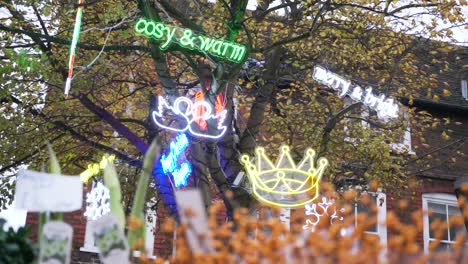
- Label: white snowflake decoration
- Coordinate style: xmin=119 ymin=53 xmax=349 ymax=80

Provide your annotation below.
xmin=302 ymin=197 xmax=345 ymax=231
xmin=84 ymin=182 xmax=110 ymax=221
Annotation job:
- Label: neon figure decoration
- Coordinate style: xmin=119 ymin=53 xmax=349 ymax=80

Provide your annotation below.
xmin=134 ymin=18 xmax=246 ymax=63
xmin=240 ymin=146 xmax=329 ymax=208
xmin=80 ymin=155 xmax=115 ymax=183
xmin=160 ymin=134 xmax=192 ymax=188
xmin=65 ymin=0 xmax=85 ymax=96
xmin=152 ymin=95 xmax=227 ymax=140
xmin=313 ymin=66 xmax=399 ymax=120
xmin=302 ymin=197 xmax=345 ymax=231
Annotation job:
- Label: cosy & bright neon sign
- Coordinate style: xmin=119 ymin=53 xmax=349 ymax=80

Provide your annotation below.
xmin=134 ymin=18 xmax=247 ymax=63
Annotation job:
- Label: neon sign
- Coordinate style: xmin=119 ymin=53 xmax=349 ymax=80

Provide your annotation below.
xmin=64 ymin=0 xmax=85 ymax=96
xmin=134 ymin=18 xmax=247 ymax=63
xmin=302 ymin=197 xmax=344 ymax=231
xmin=160 ymin=134 xmax=192 ymax=188
xmin=313 ymin=66 xmax=399 ymax=120
xmin=240 ymin=146 xmax=329 ymax=208
xmin=152 ymin=95 xmax=227 ymax=139
xmin=80 ymin=155 xmax=115 ymax=183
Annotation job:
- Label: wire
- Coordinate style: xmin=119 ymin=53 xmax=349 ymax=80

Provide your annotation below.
xmin=72 ymin=28 xmax=111 ymax=80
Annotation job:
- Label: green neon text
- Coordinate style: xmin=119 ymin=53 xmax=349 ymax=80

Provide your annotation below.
xmin=135 ymin=18 xmax=246 ymax=63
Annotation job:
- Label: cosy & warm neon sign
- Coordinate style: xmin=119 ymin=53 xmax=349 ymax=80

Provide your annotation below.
xmin=160 ymin=134 xmax=192 ymax=188
xmin=134 ymin=18 xmax=247 ymax=63
xmin=152 ymin=95 xmax=227 ymax=140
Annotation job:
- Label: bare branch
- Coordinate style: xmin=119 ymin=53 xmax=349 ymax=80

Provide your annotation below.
xmin=0 ymin=23 xmax=150 ymax=52
xmin=77 ymin=94 xmax=149 ymax=153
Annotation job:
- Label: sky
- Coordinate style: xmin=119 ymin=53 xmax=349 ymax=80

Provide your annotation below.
xmin=244 ymin=0 xmax=468 ymax=45
xmin=0 ymin=201 xmax=27 ymax=231
xmin=1 ymin=0 xmax=467 ymax=232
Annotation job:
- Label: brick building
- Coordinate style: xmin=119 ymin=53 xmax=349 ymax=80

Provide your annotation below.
xmin=25 ymin=44 xmax=468 ymax=262
xmin=305 ymin=44 xmax=468 ymax=253
xmin=395 ymin=44 xmax=468 ymax=252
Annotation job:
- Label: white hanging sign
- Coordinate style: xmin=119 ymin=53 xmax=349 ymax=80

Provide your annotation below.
xmin=39 ymin=221 xmax=73 ymax=264
xmin=92 ymin=214 xmax=130 ymax=264
xmin=313 ymin=66 xmax=399 ymax=120
xmin=175 ymin=189 xmax=214 ymax=254
xmin=14 ymin=170 xmax=82 ymax=212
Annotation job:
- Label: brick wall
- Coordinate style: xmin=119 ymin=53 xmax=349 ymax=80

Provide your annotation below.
xmin=386 ymin=177 xmax=456 ymax=246
xmin=25 ymin=185 xmax=100 ymax=264
xmin=412 ymin=112 xmax=468 ymax=179
xmin=153 ymin=206 xmax=174 ymax=258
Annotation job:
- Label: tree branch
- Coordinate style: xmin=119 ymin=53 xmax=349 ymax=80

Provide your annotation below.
xmin=0 ymin=134 xmax=65 ymax=175
xmin=0 ymin=23 xmax=150 ymax=52
xmin=239 ymin=47 xmax=282 ymax=155
xmin=157 ymin=0 xmax=205 ymax=33
xmin=252 ymin=1 xmax=328 ymax=52
xmin=32 ymin=4 xmax=50 ymax=46
xmin=77 ymin=94 xmax=149 ymax=153
xmin=318 ymin=102 xmax=362 ymax=156
xmin=4 ymin=95 xmax=142 ymax=167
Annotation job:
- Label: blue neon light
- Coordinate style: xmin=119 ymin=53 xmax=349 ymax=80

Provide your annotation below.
xmin=172 ymin=163 xmax=192 ymax=187
xmin=160 ymin=134 xmax=192 ymax=188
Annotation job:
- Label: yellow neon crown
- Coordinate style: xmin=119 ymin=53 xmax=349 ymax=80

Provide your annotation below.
xmin=240 ymin=146 xmax=329 ymax=208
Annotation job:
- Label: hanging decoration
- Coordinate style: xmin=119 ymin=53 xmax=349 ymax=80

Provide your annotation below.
xmin=160 ymin=134 xmax=192 ymax=188
xmin=80 ymin=155 xmax=115 ymax=183
xmin=152 ymin=95 xmax=227 ymax=139
xmin=240 ymin=146 xmax=329 ymax=208
xmin=39 ymin=222 xmax=73 ymax=264
xmin=84 ymin=182 xmax=111 ymax=221
xmin=302 ymin=197 xmax=345 ymax=231
xmin=313 ymin=66 xmax=399 ymax=120
xmin=134 ymin=18 xmax=247 ymax=63
xmin=64 ymin=0 xmax=85 ymax=96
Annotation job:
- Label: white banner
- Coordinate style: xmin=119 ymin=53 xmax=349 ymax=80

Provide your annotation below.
xmin=39 ymin=221 xmax=73 ymax=264
xmin=14 ymin=170 xmax=83 ymax=212
xmin=175 ymin=189 xmax=213 ymax=254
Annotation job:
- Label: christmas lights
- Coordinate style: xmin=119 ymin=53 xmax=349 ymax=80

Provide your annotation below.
xmin=64 ymin=0 xmax=85 ymax=96
xmin=240 ymin=146 xmax=329 ymax=208
xmin=152 ymin=95 xmax=227 ymax=139
xmin=135 ymin=18 xmax=246 ymax=63
xmin=80 ymin=155 xmax=115 ymax=183
xmin=313 ymin=66 xmax=399 ymax=120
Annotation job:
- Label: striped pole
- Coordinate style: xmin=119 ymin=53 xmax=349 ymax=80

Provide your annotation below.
xmin=64 ymin=0 xmax=84 ymax=96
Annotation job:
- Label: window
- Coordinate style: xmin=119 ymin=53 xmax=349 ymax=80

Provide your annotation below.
xmin=302 ymin=191 xmax=387 ymax=247
xmin=422 ymin=193 xmax=467 ymax=253
xmin=389 ymin=123 xmax=414 ymax=154
xmin=352 ymin=192 xmax=387 ymax=247
xmin=80 ymin=219 xmax=99 ymax=253
xmin=462 ymin=80 xmax=468 ymax=101
xmin=343 ymin=100 xmax=414 ymax=155
xmin=133 ymin=209 xmax=157 ymax=258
